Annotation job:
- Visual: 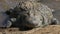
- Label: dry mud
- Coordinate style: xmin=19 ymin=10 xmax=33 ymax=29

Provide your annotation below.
xmin=0 ymin=25 xmax=60 ymax=34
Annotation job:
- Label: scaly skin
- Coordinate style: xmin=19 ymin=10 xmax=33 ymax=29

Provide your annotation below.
xmin=5 ymin=0 xmax=59 ymax=28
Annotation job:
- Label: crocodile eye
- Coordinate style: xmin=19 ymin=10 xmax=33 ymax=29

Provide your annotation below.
xmin=5 ymin=9 xmax=13 ymax=15
xmin=5 ymin=10 xmax=11 ymax=15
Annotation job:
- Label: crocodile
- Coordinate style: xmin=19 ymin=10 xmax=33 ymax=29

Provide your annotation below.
xmin=5 ymin=0 xmax=59 ymax=28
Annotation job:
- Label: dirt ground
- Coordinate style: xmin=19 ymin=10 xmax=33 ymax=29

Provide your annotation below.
xmin=0 ymin=0 xmax=60 ymax=34
xmin=0 ymin=25 xmax=60 ymax=34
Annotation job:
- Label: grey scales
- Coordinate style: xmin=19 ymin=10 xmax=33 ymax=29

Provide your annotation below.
xmin=5 ymin=0 xmax=59 ymax=28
